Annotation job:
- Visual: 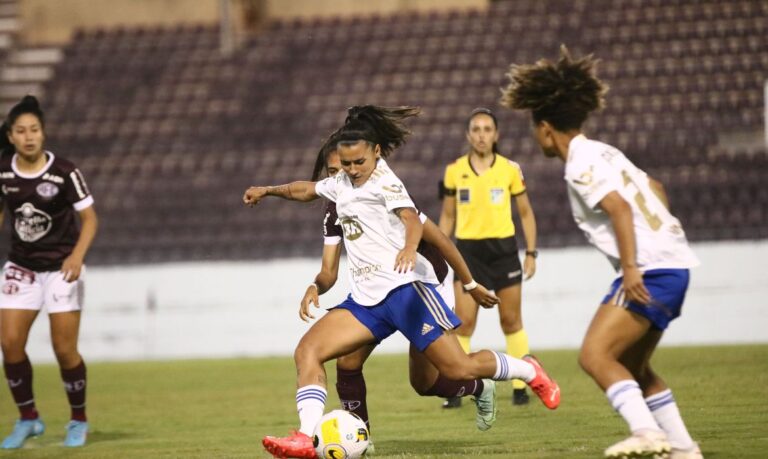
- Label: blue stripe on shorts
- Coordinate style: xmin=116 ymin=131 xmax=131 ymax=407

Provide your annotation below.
xmin=601 ymin=269 xmax=690 ymax=330
xmin=334 ymin=282 xmax=462 ymax=352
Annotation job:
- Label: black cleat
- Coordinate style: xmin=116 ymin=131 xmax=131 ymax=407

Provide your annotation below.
xmin=442 ymin=396 xmax=462 ymax=408
xmin=512 ymin=388 xmax=530 ymax=405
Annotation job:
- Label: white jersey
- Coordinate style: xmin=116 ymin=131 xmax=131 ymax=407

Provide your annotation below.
xmin=565 ymin=135 xmax=699 ymax=273
xmin=315 ymin=159 xmax=439 ymax=305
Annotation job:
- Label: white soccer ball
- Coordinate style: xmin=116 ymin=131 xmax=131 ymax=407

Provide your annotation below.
xmin=313 ymin=409 xmax=370 ymax=459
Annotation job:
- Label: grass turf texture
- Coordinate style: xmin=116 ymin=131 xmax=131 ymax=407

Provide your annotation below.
xmin=0 ymin=345 xmax=766 ymax=458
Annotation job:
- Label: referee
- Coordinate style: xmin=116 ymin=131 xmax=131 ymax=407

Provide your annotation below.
xmin=439 ymin=107 xmax=538 ymax=407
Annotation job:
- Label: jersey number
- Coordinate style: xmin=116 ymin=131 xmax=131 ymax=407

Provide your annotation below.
xmin=621 ymin=170 xmax=662 ymax=231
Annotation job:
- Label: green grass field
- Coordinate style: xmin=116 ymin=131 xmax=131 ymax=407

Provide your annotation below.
xmin=1 ymin=345 xmax=766 ymax=458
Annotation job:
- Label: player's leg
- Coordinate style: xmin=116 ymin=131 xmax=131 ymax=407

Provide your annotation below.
xmin=264 ymin=307 xmax=379 ymax=459
xmin=579 ymin=303 xmax=671 ymax=458
xmin=398 ymin=282 xmax=559 ymax=409
xmin=441 ymin=280 xmax=475 ymax=408
xmin=335 ymin=344 xmax=376 ymax=431
xmin=0 ymin=265 xmax=46 ymax=450
xmin=408 ymin=343 xmax=497 ymax=431
xmin=496 ymin=282 xmax=530 ymax=405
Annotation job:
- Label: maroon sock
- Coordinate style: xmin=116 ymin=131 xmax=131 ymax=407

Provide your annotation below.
xmin=336 ymin=368 xmax=370 ymax=430
xmin=3 ymin=357 xmax=38 ymax=420
xmin=60 ymin=360 xmax=87 ymax=422
xmin=424 ymin=375 xmax=484 ymax=398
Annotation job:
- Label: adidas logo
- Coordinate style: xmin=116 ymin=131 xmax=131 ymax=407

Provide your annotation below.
xmin=421 ymin=323 xmax=434 ymax=335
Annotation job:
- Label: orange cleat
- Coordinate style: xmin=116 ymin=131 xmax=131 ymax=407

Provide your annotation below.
xmin=262 ymin=430 xmax=318 ymax=459
xmin=523 ymin=354 xmax=561 ymax=410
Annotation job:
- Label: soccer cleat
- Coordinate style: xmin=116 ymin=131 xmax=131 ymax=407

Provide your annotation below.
xmin=670 ymin=442 xmax=703 ymax=459
xmin=604 ymin=430 xmax=671 ymax=458
xmin=473 ymin=379 xmax=497 ymax=431
xmin=523 ymin=354 xmax=560 ymax=410
xmin=63 ymin=420 xmax=88 ymax=447
xmin=512 ymin=388 xmax=530 ymax=405
xmin=1 ymin=418 xmax=45 ymax=449
xmin=262 ymin=430 xmax=318 ymax=459
xmin=442 ymin=396 xmax=462 ymax=409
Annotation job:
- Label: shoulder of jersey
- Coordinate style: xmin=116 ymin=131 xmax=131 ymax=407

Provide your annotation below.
xmin=0 ymin=154 xmax=12 ymax=171
xmin=50 ymin=154 xmax=78 ymax=174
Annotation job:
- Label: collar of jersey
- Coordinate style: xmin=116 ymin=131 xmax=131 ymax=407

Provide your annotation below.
xmin=566 ymin=134 xmax=589 ymax=163
xmin=11 ymin=151 xmax=55 ymax=179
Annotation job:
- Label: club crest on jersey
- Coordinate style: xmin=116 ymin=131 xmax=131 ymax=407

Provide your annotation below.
xmin=36 ymin=182 xmax=60 ymax=198
xmin=14 ymin=202 xmax=53 ymax=242
xmin=340 ymin=216 xmax=364 ymax=241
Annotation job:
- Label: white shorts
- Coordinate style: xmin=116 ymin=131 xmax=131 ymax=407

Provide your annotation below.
xmin=0 ymin=261 xmax=84 ymax=313
xmin=436 ymin=265 xmax=456 ymax=311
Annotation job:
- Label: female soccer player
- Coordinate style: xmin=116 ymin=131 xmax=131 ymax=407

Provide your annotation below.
xmin=306 ymin=132 xmax=502 ymax=445
xmin=0 ymin=96 xmax=98 ymax=449
xmin=501 ymin=47 xmax=702 ymax=459
xmin=439 ymin=107 xmax=539 ymax=407
xmin=245 ymin=106 xmax=560 ymax=459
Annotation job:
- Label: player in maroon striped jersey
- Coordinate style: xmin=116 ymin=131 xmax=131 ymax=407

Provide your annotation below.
xmin=0 ymin=96 xmax=98 ymax=449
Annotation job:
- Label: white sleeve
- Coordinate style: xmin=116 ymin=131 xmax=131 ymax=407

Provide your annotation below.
xmin=378 ymin=176 xmax=416 ymax=213
xmin=314 ymin=177 xmax=338 ymax=202
xmin=566 ymin=155 xmax=622 ymax=209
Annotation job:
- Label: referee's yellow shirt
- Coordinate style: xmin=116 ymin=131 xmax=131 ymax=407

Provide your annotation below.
xmin=443 ymin=154 xmax=526 ymax=240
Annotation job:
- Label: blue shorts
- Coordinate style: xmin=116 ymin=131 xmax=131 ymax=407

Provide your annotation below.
xmin=601 ymin=269 xmax=690 ymax=330
xmin=334 ymin=282 xmax=462 ymax=352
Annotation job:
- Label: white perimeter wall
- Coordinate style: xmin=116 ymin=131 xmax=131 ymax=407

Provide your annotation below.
xmin=20 ymin=241 xmax=768 ymax=363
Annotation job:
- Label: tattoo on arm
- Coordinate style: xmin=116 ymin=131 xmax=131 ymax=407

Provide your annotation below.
xmin=268 ymin=184 xmax=293 ymax=199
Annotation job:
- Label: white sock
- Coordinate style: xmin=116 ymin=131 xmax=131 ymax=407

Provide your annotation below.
xmin=492 ymin=351 xmax=535 ymax=382
xmin=606 ymin=380 xmax=660 ymax=433
xmin=646 ymin=389 xmax=695 ymax=450
xmin=296 ymin=385 xmax=327 ymax=436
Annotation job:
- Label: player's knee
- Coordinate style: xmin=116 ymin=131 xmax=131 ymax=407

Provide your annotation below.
xmin=293 ymin=341 xmax=317 ymax=368
xmin=577 ymin=348 xmax=599 ymax=376
xmin=456 ymin=318 xmax=476 ymax=335
xmin=336 ymin=353 xmax=363 ymax=372
xmin=499 ymin=317 xmax=523 ymax=334
xmin=409 ymin=377 xmax=431 ymax=396
xmin=0 ymin=333 xmax=26 ymax=357
xmin=52 ymin=341 xmax=78 ymax=364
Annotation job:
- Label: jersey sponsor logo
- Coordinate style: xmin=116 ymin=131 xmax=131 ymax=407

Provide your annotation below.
xmin=421 ymin=323 xmax=435 ymax=335
xmin=5 ymin=264 xmax=35 ymax=284
xmin=69 ymin=170 xmax=89 ymax=199
xmin=458 ymin=188 xmax=471 ymax=203
xmin=14 ymin=202 xmax=53 ymax=242
xmin=340 ymin=216 xmax=364 ymax=241
xmin=490 ymin=187 xmax=505 ymax=204
xmin=42 ymin=172 xmax=64 ymax=184
xmin=2 ymin=282 xmax=19 ymax=295
xmin=0 ymin=172 xmax=14 ymax=179
xmin=1 ymin=185 xmax=19 ymax=194
xmin=350 ymin=263 xmax=382 ymax=282
xmin=572 ymin=166 xmax=594 ymax=186
xmin=382 ymin=184 xmax=403 ymax=194
xmin=323 ymin=211 xmax=332 ymax=237
xmin=36 ymin=182 xmax=60 ymax=198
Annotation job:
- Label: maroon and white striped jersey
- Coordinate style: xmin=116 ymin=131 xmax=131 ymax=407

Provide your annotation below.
xmin=0 ymin=152 xmax=93 ymax=271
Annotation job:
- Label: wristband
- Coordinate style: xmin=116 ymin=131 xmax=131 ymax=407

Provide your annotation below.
xmin=463 ymin=280 xmax=478 ymax=291
xmin=525 ymin=249 xmax=538 ymax=259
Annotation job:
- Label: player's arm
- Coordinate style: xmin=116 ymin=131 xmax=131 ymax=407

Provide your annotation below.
xmin=648 ymin=176 xmax=669 ymax=210
xmin=243 ymin=181 xmax=319 ymax=206
xmin=394 ymin=207 xmax=422 ymax=273
xmin=598 ymin=191 xmax=650 ymax=304
xmin=514 ymin=192 xmax=538 ymax=279
xmin=300 ymin=243 xmax=342 ymax=322
xmin=62 ymin=205 xmax=98 ymax=282
xmin=438 ymin=195 xmax=456 ymax=237
xmin=422 ymin=218 xmax=499 ymax=307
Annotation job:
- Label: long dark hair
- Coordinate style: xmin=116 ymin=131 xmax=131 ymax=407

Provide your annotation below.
xmin=501 ymin=45 xmax=608 ymax=131
xmin=311 ymin=128 xmax=341 ymax=181
xmin=335 ymin=105 xmax=420 ymax=157
xmin=1 ymin=95 xmax=46 ymax=158
xmin=466 ymin=107 xmax=500 ymax=154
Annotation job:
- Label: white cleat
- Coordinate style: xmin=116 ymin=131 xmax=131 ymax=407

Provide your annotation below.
xmin=670 ymin=442 xmax=702 ymax=459
xmin=604 ymin=430 xmax=671 ymax=458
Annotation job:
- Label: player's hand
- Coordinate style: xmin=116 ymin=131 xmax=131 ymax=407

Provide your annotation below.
xmin=469 ymin=283 xmax=499 ymax=308
xmin=60 ymin=254 xmax=84 ymax=283
xmin=299 ymin=283 xmax=320 ymax=322
xmin=622 ymin=266 xmax=650 ymax=304
xmin=394 ymin=246 xmax=417 ymax=273
xmin=523 ymin=255 xmax=536 ymax=280
xmin=243 ymin=186 xmax=268 ymax=207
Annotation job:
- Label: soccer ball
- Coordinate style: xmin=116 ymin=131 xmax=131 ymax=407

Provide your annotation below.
xmin=313 ymin=409 xmax=370 ymax=459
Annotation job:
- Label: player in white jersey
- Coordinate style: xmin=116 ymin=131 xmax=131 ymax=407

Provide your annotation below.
xmin=502 ymin=46 xmax=703 ymax=459
xmin=245 ymin=106 xmax=560 ymax=459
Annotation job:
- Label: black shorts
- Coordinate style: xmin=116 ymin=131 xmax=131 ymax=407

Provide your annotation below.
xmin=456 ymin=236 xmax=523 ymax=291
